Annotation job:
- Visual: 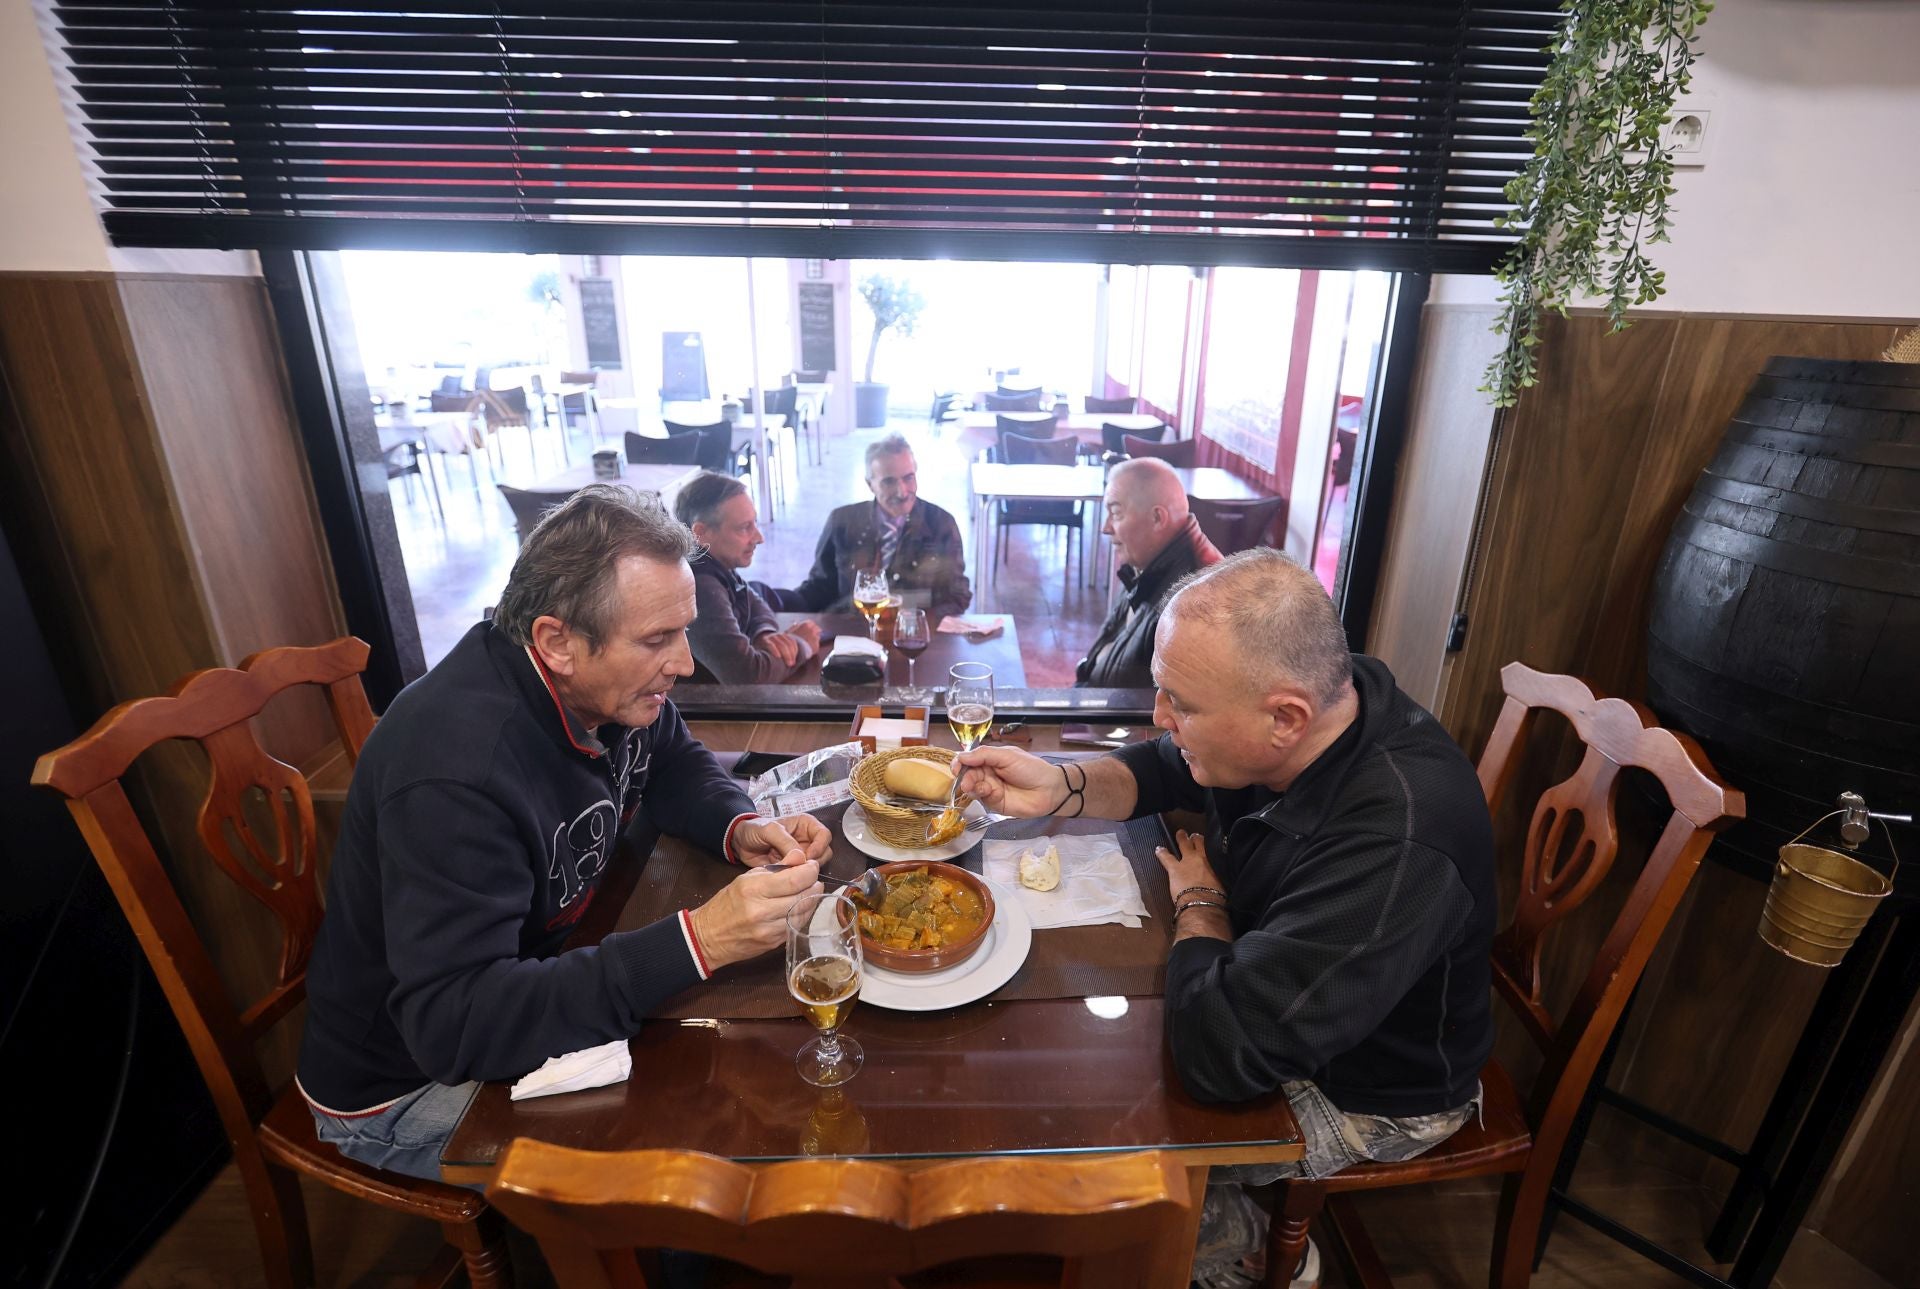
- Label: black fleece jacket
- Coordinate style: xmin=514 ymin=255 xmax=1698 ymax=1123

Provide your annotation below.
xmin=1119 ymin=655 xmax=1495 ymax=1116
xmin=298 ymin=622 xmax=753 ymax=1113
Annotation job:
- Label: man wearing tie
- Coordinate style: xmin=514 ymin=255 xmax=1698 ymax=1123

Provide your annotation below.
xmin=763 ymin=432 xmax=972 ymax=623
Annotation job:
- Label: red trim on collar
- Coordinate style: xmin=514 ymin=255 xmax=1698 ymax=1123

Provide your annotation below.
xmin=523 ymin=646 xmax=602 ymax=758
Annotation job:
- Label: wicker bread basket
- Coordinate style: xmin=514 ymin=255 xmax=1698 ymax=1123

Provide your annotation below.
xmin=849 ymin=747 xmax=969 ymax=848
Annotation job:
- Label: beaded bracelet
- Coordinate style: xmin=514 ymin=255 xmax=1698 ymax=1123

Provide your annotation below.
xmin=1174 ymin=899 xmax=1229 ymax=917
xmin=1173 ymin=885 xmax=1227 ymax=904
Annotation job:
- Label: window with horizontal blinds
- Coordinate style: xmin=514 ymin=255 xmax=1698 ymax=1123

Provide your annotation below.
xmin=56 ymin=0 xmax=1558 ymax=269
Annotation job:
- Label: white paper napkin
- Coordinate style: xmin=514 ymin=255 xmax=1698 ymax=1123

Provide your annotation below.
xmin=509 ymin=1038 xmax=632 ymax=1102
xmin=983 ymin=833 xmax=1150 ymax=929
xmin=937 ymin=615 xmax=1006 ymax=638
xmin=828 ymin=634 xmax=888 ymax=659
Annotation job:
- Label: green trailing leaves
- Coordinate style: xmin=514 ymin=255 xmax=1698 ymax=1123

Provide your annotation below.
xmin=1485 ymin=0 xmax=1712 ymax=407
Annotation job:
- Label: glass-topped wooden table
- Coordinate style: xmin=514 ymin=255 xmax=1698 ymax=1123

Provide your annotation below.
xmin=439 ymin=721 xmax=1301 ymax=1286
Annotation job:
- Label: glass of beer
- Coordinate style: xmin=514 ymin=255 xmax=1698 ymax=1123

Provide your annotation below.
xmin=874 ymin=595 xmax=901 ymax=645
xmin=946 ymin=662 xmax=995 ymax=751
xmin=853 ymin=569 xmax=890 ymax=637
xmin=786 ymin=891 xmax=864 ymax=1087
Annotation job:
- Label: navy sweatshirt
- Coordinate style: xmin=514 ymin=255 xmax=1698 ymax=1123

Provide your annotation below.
xmin=1120 ymin=655 xmax=1496 ymax=1117
xmin=298 ymin=622 xmax=754 ymax=1113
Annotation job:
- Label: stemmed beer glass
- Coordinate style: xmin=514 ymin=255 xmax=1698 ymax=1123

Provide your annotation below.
xmin=853 ymin=569 xmax=890 ymax=638
xmin=946 ymin=662 xmax=995 ymax=752
xmin=786 ymin=891 xmax=864 ymax=1087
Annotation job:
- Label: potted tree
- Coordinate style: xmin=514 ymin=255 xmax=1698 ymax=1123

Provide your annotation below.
xmin=855 ymin=273 xmax=926 ymax=428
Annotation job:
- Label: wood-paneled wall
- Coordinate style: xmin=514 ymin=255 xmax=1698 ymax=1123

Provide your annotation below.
xmin=0 ymin=271 xmax=347 ymax=1083
xmin=1374 ymin=306 xmax=1916 ymax=1284
xmin=1367 ymin=304 xmax=1502 ymax=708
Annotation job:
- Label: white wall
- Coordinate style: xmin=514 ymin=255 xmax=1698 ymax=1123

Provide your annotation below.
xmin=2 ymin=0 xmax=256 ymax=276
xmin=1434 ymin=0 xmax=1920 ymax=318
xmin=1 ymin=0 xmax=110 ymax=271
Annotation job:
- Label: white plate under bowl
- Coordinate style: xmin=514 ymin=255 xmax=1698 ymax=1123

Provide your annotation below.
xmin=857 ymin=877 xmax=1032 ymax=1012
xmin=842 ymin=799 xmax=987 ymax=864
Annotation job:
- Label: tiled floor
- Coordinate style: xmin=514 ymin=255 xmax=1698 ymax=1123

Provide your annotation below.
xmin=388 ymin=414 xmax=1108 ymax=686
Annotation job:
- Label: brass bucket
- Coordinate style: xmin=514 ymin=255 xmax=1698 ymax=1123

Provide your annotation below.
xmin=1759 ymin=816 xmax=1898 ymax=967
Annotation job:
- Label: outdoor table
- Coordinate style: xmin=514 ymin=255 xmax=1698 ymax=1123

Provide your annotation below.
xmin=522 ymin=460 xmax=702 ymax=507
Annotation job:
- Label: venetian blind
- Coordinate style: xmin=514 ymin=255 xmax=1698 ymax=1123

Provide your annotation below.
xmin=55 ymin=0 xmax=1560 ymax=269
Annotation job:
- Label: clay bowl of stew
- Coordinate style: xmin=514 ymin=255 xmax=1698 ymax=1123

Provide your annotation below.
xmin=854 ymin=861 xmax=996 ymax=974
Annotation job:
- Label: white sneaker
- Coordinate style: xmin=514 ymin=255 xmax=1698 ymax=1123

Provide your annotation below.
xmin=1289 ymin=1237 xmax=1322 ymax=1289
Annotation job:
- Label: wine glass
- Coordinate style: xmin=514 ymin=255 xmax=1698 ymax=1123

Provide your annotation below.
xmin=786 ymin=891 xmax=864 ymax=1087
xmin=946 ymin=662 xmax=995 ymax=752
xmin=852 ymin=569 xmax=889 ymax=637
xmin=894 ymin=607 xmax=930 ymax=700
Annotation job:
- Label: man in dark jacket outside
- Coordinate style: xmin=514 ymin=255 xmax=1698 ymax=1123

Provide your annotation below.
xmin=675 ymin=471 xmax=821 ymax=684
xmin=763 ymin=432 xmax=972 ymax=622
xmin=299 ymin=486 xmax=832 ymax=1183
xmin=956 ymin=549 xmax=1493 ymax=1289
xmin=1076 ymin=457 xmax=1221 ymax=688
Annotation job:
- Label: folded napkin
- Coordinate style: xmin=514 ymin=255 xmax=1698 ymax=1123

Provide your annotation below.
xmin=983 ymin=833 xmax=1150 ymax=929
xmin=828 ymin=634 xmax=889 ymax=658
xmin=938 ymin=615 xmax=1006 ymax=638
xmin=509 ymin=1038 xmax=632 ymax=1102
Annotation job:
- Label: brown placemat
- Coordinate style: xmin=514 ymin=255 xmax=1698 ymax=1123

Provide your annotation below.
xmin=612 ymin=801 xmax=1177 ymax=1019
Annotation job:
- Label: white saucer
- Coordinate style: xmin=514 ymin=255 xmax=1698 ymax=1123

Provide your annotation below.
xmin=858 ymin=878 xmax=1032 ymax=1012
xmin=842 ymin=800 xmax=987 ymax=863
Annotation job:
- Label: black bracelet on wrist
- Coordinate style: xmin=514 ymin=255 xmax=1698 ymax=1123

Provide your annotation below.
xmin=1056 ymin=762 xmax=1086 ymax=818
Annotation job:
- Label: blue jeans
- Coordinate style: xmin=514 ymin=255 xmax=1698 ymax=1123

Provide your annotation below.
xmin=308 ymin=1080 xmax=480 ymax=1184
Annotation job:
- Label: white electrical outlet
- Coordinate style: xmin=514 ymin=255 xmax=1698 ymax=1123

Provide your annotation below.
xmin=1664 ymin=108 xmax=1713 ymax=167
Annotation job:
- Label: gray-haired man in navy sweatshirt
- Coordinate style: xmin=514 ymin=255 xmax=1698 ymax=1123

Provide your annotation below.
xmin=299 ymin=485 xmax=830 ymax=1183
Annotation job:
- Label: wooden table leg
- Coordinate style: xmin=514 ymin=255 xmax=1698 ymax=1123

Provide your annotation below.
xmin=1144 ymin=1163 xmax=1210 ymax=1289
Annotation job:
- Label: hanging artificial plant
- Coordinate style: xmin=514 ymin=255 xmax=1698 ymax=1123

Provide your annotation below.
xmin=1485 ymin=0 xmax=1714 ymax=407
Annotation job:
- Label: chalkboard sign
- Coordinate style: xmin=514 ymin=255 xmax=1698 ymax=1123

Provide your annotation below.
xmin=661 ymin=331 xmax=710 ymax=402
xmin=797 ymin=281 xmax=836 ymax=374
xmin=580 ymin=278 xmax=623 ymax=369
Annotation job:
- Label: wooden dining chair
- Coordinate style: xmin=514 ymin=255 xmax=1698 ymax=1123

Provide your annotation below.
xmin=1261 ymin=663 xmax=1743 ymax=1289
xmin=31 ymin=640 xmax=511 ymax=1289
xmin=1086 ymin=393 xmax=1139 ymax=414
xmin=1122 ymin=433 xmax=1194 ymax=467
xmin=1189 ymin=494 xmax=1287 ymax=555
xmin=486 ymin=1141 xmax=1192 ymax=1289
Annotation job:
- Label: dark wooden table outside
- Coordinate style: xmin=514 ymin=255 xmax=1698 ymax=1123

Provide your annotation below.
xmin=440 ymin=721 xmax=1302 ymax=1286
xmin=776 ymin=612 xmax=1027 ymax=689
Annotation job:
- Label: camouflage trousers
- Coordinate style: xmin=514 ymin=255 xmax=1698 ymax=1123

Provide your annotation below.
xmin=1191 ymin=1079 xmax=1480 ymax=1288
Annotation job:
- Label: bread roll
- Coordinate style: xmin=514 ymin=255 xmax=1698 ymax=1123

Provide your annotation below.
xmin=883 ymin=757 xmax=955 ymax=802
xmin=1019 ymin=843 xmax=1061 ymax=892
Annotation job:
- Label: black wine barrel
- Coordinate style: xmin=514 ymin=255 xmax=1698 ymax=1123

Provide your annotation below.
xmin=1646 ymin=357 xmax=1919 ymax=880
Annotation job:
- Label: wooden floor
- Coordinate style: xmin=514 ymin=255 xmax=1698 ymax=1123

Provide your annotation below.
xmin=393 ymin=414 xmax=1110 ymax=685
xmin=122 ymin=1141 xmax=1888 ymax=1289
